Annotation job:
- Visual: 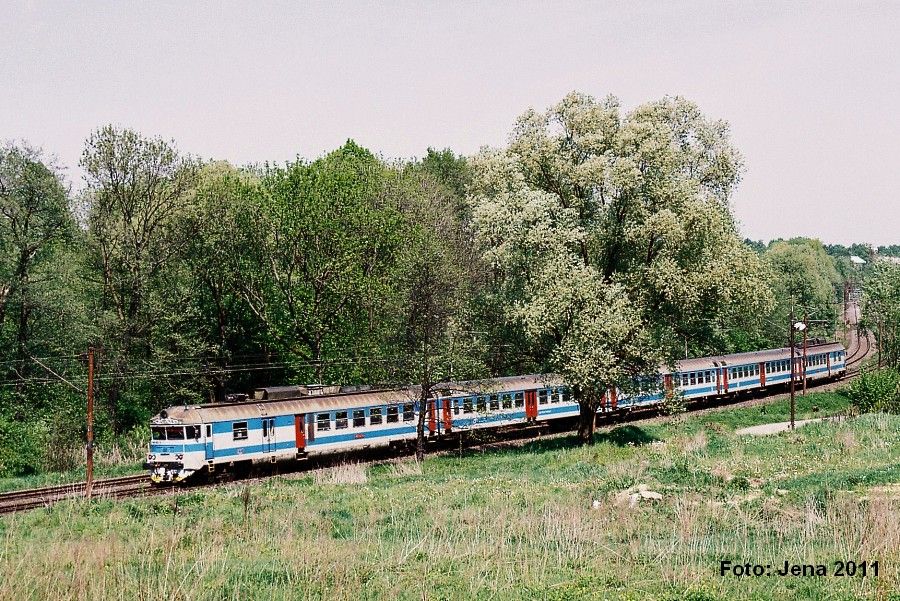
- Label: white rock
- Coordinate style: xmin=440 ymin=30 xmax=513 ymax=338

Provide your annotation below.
xmin=639 ymin=490 xmax=663 ymax=501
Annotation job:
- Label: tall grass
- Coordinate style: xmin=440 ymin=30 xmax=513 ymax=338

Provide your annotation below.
xmin=0 ymin=394 xmax=897 ymax=600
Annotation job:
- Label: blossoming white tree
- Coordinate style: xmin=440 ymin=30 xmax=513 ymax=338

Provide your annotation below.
xmin=470 ymin=92 xmax=773 ymax=443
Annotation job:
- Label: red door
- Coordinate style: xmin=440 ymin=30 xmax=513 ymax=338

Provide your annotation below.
xmin=827 ymin=353 xmax=831 ymax=376
xmin=609 ymin=388 xmax=618 ymax=411
xmin=428 ymin=400 xmax=437 ymax=434
xmin=722 ymin=367 xmax=729 ymax=393
xmin=442 ymin=398 xmax=453 ymax=432
xmin=664 ymin=374 xmax=673 ymax=394
xmin=294 ymin=414 xmax=306 ymax=450
xmin=759 ymin=362 xmax=766 ymax=387
xmin=525 ymin=390 xmax=538 ymax=420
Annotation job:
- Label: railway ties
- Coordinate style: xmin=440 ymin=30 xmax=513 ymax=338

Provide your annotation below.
xmin=0 ymin=474 xmax=166 ymax=515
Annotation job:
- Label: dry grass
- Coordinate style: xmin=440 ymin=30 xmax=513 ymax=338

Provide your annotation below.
xmin=312 ymin=461 xmax=368 ymax=485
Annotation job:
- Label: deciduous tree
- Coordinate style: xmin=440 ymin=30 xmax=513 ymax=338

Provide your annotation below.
xmin=470 ymin=92 xmax=772 ymax=443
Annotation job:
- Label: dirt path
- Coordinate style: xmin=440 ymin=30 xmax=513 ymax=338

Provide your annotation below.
xmin=735 ymin=415 xmax=848 ymax=436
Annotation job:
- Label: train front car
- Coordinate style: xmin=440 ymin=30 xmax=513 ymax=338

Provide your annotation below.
xmin=147 ymin=407 xmax=207 ymax=484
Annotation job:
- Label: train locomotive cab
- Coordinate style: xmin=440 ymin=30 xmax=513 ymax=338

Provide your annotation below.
xmin=147 ymin=410 xmax=207 ymax=484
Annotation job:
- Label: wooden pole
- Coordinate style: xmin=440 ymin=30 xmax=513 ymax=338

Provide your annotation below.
xmin=86 ymin=347 xmax=94 ymax=499
xmin=802 ymin=310 xmax=808 ymax=395
xmin=790 ymin=305 xmax=796 ymax=431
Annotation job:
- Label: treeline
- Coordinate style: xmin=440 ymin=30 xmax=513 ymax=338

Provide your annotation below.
xmin=0 ymin=92 xmax=864 ymax=472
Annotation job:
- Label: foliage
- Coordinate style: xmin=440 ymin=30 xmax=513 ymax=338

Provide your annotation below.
xmin=846 ymin=368 xmax=900 ymax=414
xmin=862 ymin=262 xmax=900 ymax=368
xmin=763 ymin=238 xmax=841 ymax=342
xmin=469 ymin=91 xmax=773 ymax=441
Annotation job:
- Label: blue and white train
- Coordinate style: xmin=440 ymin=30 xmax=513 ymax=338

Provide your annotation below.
xmin=147 ymin=342 xmax=846 ymax=483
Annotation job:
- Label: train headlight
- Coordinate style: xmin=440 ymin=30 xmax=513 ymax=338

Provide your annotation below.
xmin=148 ymin=454 xmax=156 ymax=461
xmin=175 ymin=453 xmax=183 ymax=460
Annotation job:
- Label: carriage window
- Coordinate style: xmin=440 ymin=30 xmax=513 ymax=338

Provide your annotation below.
xmin=370 ymin=407 xmax=383 ymax=425
xmin=316 ymin=413 xmax=331 ymax=431
xmin=538 ymin=390 xmax=548 ymax=404
xmin=335 ymin=411 xmax=348 ymax=430
xmin=453 ymin=400 xmax=460 ymax=415
xmin=151 ymin=427 xmax=166 ymax=440
xmin=489 ymin=394 xmax=500 ymax=411
xmin=689 ymin=373 xmax=696 ymax=385
xmin=514 ymin=392 xmax=524 ymax=408
xmin=232 ymin=422 xmax=248 ymax=441
xmin=476 ymin=396 xmax=486 ymax=412
xmin=562 ymin=388 xmax=571 ymax=403
xmin=552 ymin=388 xmax=561 ymax=403
xmin=353 ymin=409 xmax=366 ymax=428
xmin=501 ymin=393 xmax=512 ymax=409
xmin=464 ymin=397 xmax=474 ymax=413
xmin=402 ymin=403 xmax=415 ymax=422
xmin=387 ymin=406 xmax=399 ymax=423
xmin=206 ymin=425 xmax=211 ymax=438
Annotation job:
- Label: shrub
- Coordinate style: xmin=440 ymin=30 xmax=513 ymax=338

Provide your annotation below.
xmin=846 ymin=368 xmax=900 ymax=414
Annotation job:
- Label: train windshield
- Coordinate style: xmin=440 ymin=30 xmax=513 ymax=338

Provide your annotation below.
xmin=151 ymin=426 xmax=187 ymax=440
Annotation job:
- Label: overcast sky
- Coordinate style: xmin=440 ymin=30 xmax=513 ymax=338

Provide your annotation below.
xmin=3 ymin=1 xmax=898 ymax=245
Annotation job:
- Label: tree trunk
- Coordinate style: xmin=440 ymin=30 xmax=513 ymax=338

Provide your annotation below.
xmin=416 ymin=388 xmax=428 ymax=463
xmin=576 ymin=402 xmax=596 ymax=444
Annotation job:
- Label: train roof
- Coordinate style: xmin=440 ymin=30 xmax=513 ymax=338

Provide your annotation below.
xmin=150 ymin=374 xmax=562 ymax=425
xmin=663 ymin=341 xmax=845 ymax=374
xmin=152 ymin=387 xmax=421 ymax=425
xmin=432 ymin=374 xmax=565 ymax=398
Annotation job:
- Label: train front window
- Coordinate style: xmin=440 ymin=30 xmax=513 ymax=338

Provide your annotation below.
xmin=166 ymin=427 xmax=185 ymax=440
xmin=151 ymin=427 xmax=166 ymax=440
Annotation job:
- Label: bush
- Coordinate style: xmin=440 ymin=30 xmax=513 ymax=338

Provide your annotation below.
xmin=846 ymin=368 xmax=900 ymax=414
xmin=0 ymin=414 xmax=46 ymax=476
xmin=661 ymin=389 xmax=687 ymax=416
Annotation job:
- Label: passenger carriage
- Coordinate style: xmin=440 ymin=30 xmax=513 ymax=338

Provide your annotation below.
xmin=147 ymin=343 xmax=846 ymax=483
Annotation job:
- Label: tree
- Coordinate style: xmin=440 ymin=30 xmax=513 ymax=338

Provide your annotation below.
xmin=81 ymin=126 xmax=198 ymax=428
xmin=0 ymin=143 xmax=74 ymax=381
xmin=470 ymin=92 xmax=772 ymax=443
xmin=764 ymin=238 xmax=841 ymax=342
xmin=235 ymin=141 xmax=403 ymax=384
xmin=389 ymin=165 xmax=482 ymax=461
xmin=862 ymin=262 xmax=900 ymax=369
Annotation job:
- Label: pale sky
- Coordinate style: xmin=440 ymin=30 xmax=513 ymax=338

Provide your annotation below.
xmin=3 ymin=1 xmax=898 ymax=245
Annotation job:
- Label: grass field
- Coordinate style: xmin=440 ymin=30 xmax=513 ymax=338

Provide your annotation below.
xmin=1 ymin=391 xmax=898 ymax=600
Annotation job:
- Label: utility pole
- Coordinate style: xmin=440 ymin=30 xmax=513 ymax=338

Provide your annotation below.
xmin=86 ymin=346 xmax=94 ymax=499
xmin=802 ymin=309 xmax=808 ymax=395
xmin=789 ymin=305 xmax=796 ymax=431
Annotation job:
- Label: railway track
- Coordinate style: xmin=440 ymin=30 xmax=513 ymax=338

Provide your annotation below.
xmin=0 ymin=474 xmax=170 ymax=515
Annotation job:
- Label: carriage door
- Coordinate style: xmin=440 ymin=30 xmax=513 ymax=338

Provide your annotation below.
xmin=261 ymin=417 xmax=275 ymax=453
xmin=294 ymin=414 xmax=306 ymax=450
xmin=204 ymin=424 xmax=214 ymax=461
xmin=525 ymin=390 xmax=538 ymax=420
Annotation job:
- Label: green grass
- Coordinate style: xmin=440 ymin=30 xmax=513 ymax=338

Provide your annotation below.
xmin=1 ymin=391 xmax=898 ymax=600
